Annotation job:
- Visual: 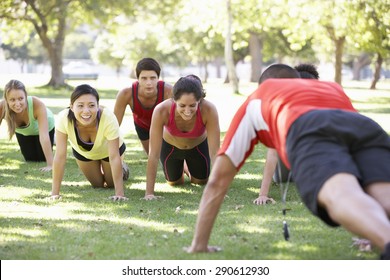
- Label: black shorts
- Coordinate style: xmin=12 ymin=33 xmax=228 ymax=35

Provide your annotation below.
xmin=160 ymin=139 xmax=210 ymax=182
xmin=134 ymin=122 xmax=150 ymax=141
xmin=286 ymin=109 xmax=390 ymax=226
xmin=72 ymin=143 xmax=126 ymax=162
xmin=15 ymin=128 xmax=55 ymax=162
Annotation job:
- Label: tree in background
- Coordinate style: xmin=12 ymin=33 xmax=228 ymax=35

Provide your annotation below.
xmin=0 ymin=0 xmax=173 ymax=88
xmin=224 ymin=0 xmax=239 ymax=94
xmin=1 ymin=32 xmax=46 ymax=73
xmin=63 ymin=29 xmax=95 ymax=60
xmin=1 ymin=0 xmax=388 ymax=89
xmin=0 ymin=0 xmax=73 ymax=87
xmin=346 ymin=0 xmax=390 ymax=89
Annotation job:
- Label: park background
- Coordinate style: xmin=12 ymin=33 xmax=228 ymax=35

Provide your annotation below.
xmin=1 ymin=0 xmax=390 ymax=263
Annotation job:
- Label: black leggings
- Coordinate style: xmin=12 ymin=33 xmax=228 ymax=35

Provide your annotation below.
xmin=15 ymin=128 xmax=55 ymax=162
xmin=160 ymin=139 xmax=210 ymax=182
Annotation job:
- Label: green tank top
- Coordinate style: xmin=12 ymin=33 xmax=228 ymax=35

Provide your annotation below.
xmin=15 ymin=96 xmax=55 ymax=136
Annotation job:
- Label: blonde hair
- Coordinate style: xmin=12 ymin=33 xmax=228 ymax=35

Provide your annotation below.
xmin=1 ymin=80 xmax=27 ymax=139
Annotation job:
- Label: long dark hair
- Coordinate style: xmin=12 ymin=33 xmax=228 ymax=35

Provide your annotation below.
xmin=67 ymin=84 xmax=99 ymax=123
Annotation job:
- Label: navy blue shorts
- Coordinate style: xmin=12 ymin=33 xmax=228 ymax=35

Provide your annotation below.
xmin=72 ymin=143 xmax=126 ymax=162
xmin=134 ymin=122 xmax=150 ymax=141
xmin=160 ymin=139 xmax=210 ymax=182
xmin=286 ymin=109 xmax=390 ymax=226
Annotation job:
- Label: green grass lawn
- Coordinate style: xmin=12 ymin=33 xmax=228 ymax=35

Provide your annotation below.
xmin=0 ymin=78 xmax=389 ymax=260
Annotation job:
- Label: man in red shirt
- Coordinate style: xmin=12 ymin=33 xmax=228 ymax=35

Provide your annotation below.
xmin=114 ymin=58 xmax=173 ymax=154
xmin=187 ymin=64 xmax=390 ymax=259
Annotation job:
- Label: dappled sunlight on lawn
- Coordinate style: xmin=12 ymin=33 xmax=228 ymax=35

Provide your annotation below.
xmin=1 ymin=227 xmax=49 ymax=241
xmin=125 ymin=217 xmax=187 ymax=233
xmin=0 ymin=200 xmax=72 ymax=219
xmin=129 ymin=182 xmax=202 ymax=194
xmin=235 ymin=172 xmax=261 ymax=180
xmin=236 ymin=223 xmax=272 ymax=235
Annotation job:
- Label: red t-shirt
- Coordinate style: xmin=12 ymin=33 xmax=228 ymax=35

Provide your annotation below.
xmin=219 ymin=79 xmax=357 ymax=169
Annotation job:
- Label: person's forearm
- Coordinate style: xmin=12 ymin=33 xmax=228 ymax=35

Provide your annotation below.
xmin=111 ymin=156 xmax=125 ymax=196
xmin=209 ymin=145 xmax=218 ymax=167
xmin=259 ymin=149 xmax=278 ymax=196
xmin=51 ymin=158 xmax=65 ymax=195
xmin=40 ymin=135 xmax=53 ymax=166
xmin=191 ymin=181 xmax=228 ymax=251
xmin=145 ymin=157 xmax=159 ymax=196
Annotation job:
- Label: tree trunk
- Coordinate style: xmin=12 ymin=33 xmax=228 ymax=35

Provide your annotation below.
xmin=27 ymin=0 xmax=68 ymax=88
xmin=203 ymin=60 xmax=209 ymax=83
xmin=326 ymin=26 xmax=345 ymax=85
xmin=334 ymin=36 xmax=345 ymax=85
xmin=224 ymin=0 xmax=239 ymax=94
xmin=370 ymin=52 xmax=383 ymax=90
xmin=352 ymin=53 xmax=371 ymax=81
xmin=249 ymin=32 xmax=263 ymax=83
xmin=47 ymin=48 xmax=65 ymax=88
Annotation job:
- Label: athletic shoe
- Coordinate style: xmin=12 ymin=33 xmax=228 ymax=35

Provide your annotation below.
xmin=122 ymin=162 xmax=130 ymax=181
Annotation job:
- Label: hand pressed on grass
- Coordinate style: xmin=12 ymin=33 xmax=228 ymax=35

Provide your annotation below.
xmin=142 ymin=194 xmax=163 ymax=200
xmin=49 ymin=195 xmax=61 ymax=200
xmin=109 ymin=195 xmax=128 ymax=201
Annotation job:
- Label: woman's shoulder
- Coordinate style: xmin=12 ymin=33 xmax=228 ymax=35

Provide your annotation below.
xmin=156 ymin=98 xmax=172 ymax=110
xmin=31 ymin=96 xmax=52 ymax=112
xmin=200 ymin=99 xmax=217 ymax=113
xmin=31 ymin=96 xmax=43 ymax=106
xmin=153 ymin=99 xmax=172 ymax=121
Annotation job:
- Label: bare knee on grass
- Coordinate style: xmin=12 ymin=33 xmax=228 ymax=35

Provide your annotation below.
xmin=77 ymin=160 xmax=105 ymax=187
xmin=101 ymin=160 xmax=115 ymax=188
xmin=167 ymin=175 xmax=184 ymax=186
xmin=191 ymin=177 xmax=208 ymax=185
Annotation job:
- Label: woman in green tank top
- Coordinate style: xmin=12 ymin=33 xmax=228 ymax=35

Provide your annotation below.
xmin=0 ymin=79 xmax=54 ymax=171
